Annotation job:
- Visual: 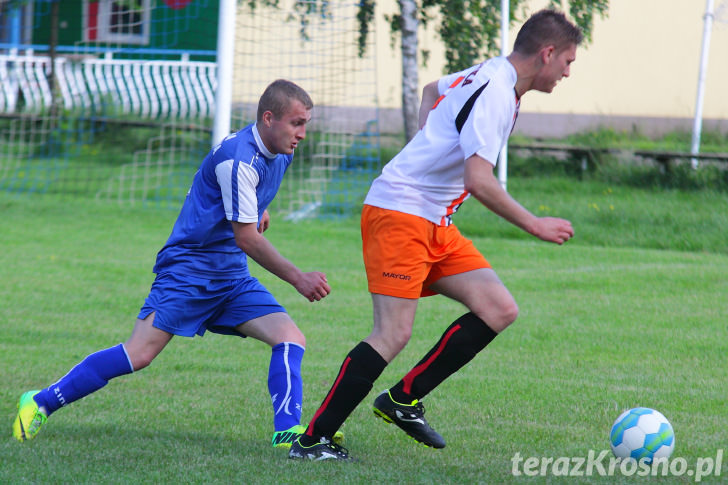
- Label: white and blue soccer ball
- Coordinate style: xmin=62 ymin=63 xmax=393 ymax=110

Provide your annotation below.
xmin=609 ymin=407 xmax=675 ymax=462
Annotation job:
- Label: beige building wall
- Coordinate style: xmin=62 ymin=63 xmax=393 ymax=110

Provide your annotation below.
xmin=373 ymin=0 xmax=728 ymax=136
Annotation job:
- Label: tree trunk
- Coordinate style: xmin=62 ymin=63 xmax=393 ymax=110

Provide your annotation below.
xmin=399 ymin=0 xmax=418 ymax=142
xmin=49 ymin=0 xmax=59 ymax=116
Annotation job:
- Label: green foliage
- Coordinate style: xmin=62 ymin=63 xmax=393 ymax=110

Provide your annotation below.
xmin=428 ymin=0 xmax=504 ymax=71
xmin=356 ymin=0 xmax=376 ymax=57
xmin=560 ymin=127 xmax=728 ymax=153
xmin=455 ymin=176 xmax=728 ymax=254
xmin=555 ymin=0 xmax=609 ymax=44
xmin=245 ymin=0 xmax=335 ymax=41
xmin=0 ymin=116 xmax=208 ymax=199
xmin=243 ymin=0 xmax=279 ymax=11
xmin=362 ymin=0 xmax=610 ymax=72
xmin=508 ymin=129 xmax=728 ymax=192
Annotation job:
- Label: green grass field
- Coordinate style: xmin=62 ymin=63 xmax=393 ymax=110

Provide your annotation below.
xmin=1 ymin=177 xmax=727 ymax=484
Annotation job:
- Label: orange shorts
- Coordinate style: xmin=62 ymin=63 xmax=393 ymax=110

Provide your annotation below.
xmin=361 ymin=205 xmax=491 ymax=298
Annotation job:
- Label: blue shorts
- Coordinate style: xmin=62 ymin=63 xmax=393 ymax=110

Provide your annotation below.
xmin=138 ymin=272 xmax=287 ymax=337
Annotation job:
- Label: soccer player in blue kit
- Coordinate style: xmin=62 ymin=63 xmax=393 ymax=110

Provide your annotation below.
xmin=12 ymin=79 xmax=331 ymax=449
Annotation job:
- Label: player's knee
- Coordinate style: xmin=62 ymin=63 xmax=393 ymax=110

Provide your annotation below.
xmin=272 ymin=323 xmax=306 ymax=347
xmin=494 ymin=300 xmax=519 ymax=330
xmin=367 ymin=325 xmax=411 ymax=359
xmin=472 ymin=299 xmax=518 ymax=332
xmin=389 ymin=326 xmax=412 ymax=352
xmin=128 ymin=351 xmax=155 ymax=371
xmin=287 ymin=327 xmax=306 ymax=347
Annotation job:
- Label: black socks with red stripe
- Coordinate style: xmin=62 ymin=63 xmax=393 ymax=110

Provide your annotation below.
xmin=300 ymin=313 xmax=497 ymax=446
xmin=302 ymin=341 xmax=387 ymax=445
xmin=389 ymin=312 xmax=497 ymax=404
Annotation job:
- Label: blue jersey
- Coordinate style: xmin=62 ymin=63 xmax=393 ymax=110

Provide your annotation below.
xmin=153 ymin=123 xmax=293 ymax=279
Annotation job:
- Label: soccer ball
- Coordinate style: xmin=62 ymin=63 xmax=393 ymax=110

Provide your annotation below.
xmin=609 ymin=407 xmax=675 ymax=462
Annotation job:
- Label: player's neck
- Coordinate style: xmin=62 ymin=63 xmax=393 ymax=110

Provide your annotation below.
xmin=507 ymin=52 xmax=537 ymax=98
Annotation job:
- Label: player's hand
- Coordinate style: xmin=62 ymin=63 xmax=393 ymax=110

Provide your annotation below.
xmin=295 ymin=271 xmax=331 ymax=302
xmin=532 ymin=217 xmax=574 ymax=244
xmin=258 ymin=210 xmax=271 ymax=234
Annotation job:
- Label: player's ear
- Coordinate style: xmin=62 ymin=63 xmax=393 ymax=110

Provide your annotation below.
xmin=540 ymin=45 xmax=555 ymax=65
xmin=262 ymin=110 xmax=275 ymax=128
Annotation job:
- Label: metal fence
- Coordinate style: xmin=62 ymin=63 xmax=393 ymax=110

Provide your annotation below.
xmin=0 ymin=52 xmax=217 ymax=119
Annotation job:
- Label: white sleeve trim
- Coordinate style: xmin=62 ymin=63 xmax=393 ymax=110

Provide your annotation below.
xmin=215 ymin=159 xmax=260 ymax=222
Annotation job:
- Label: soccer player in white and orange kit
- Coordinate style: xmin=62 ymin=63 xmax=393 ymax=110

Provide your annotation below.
xmin=291 ymin=9 xmax=583 ymax=461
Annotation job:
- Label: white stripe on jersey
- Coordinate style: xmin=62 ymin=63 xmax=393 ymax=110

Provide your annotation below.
xmin=215 ymin=159 xmax=260 ymax=223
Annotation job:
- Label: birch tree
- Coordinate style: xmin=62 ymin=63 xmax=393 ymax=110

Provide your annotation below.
xmin=358 ymin=0 xmax=609 ymax=140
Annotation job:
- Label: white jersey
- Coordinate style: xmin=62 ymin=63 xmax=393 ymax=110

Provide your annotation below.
xmin=364 ymin=56 xmax=520 ymax=226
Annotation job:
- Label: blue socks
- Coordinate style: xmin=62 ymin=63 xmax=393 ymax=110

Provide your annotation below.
xmin=268 ymin=342 xmax=304 ymax=431
xmin=31 ymin=341 xmax=304 ymax=432
xmin=33 ymin=343 xmax=134 ymax=415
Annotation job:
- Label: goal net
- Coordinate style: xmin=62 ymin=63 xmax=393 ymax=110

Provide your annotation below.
xmin=0 ymin=0 xmax=381 ymax=217
xmin=231 ymin=1 xmax=380 ymax=218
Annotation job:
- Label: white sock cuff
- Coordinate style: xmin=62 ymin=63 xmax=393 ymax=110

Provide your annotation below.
xmin=119 ymin=343 xmax=135 ymax=373
xmin=284 ymin=342 xmax=305 ymax=352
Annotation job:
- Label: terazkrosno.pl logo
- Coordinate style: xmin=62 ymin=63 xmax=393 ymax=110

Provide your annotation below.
xmin=511 ymin=450 xmax=723 ymax=482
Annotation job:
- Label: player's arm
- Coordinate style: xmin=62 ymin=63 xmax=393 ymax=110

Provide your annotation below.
xmin=258 ymin=209 xmax=270 ymax=233
xmin=464 ymin=154 xmax=574 ymax=244
xmin=231 ymin=220 xmax=330 ymax=301
xmin=418 ymin=81 xmax=440 ymax=129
